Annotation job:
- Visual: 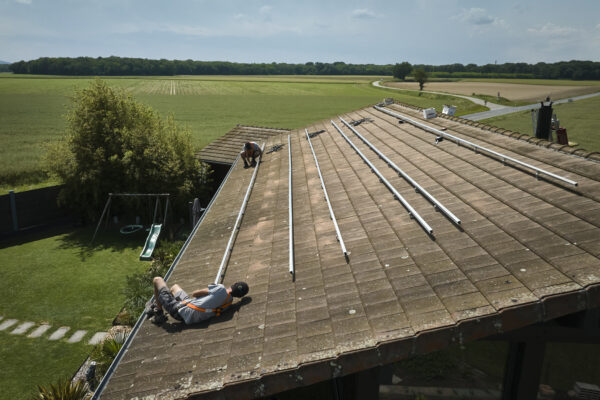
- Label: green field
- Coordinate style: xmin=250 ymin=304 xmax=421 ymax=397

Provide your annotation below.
xmin=0 ymin=74 xmax=487 ymax=193
xmin=481 ymin=94 xmax=600 ymax=153
xmin=0 ymin=226 xmax=148 ymax=399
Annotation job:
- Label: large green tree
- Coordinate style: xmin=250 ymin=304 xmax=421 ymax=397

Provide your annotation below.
xmin=45 ymin=79 xmax=211 ymax=221
xmin=392 ymin=62 xmax=412 ymax=80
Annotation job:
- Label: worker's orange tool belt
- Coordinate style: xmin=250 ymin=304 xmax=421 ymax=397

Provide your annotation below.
xmin=180 ymin=293 xmax=232 ymax=316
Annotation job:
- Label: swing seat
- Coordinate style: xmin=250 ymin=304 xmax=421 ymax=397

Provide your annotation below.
xmin=139 ymin=223 xmax=162 ymax=261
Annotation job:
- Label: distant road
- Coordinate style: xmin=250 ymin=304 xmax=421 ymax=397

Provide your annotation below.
xmin=462 ymin=91 xmax=600 ymax=120
xmin=372 ymin=80 xmax=600 ymax=121
xmin=372 ymin=80 xmax=507 ymax=110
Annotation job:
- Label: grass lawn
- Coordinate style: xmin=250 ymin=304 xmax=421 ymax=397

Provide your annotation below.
xmin=0 ymin=226 xmax=148 ymax=399
xmin=0 ymin=74 xmax=481 ymax=193
xmin=481 ymin=94 xmax=600 ymax=153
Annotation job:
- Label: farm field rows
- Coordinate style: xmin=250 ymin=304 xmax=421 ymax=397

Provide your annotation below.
xmin=385 ymin=79 xmax=600 ymax=102
xmin=0 ymin=74 xmax=484 ymax=192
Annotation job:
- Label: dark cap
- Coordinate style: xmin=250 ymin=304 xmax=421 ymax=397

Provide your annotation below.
xmin=231 ymin=282 xmax=249 ymax=297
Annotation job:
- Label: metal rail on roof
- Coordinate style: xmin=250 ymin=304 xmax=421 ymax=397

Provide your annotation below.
xmin=305 ymin=129 xmax=348 ymax=258
xmin=214 ymin=143 xmax=266 ymax=285
xmin=373 ymin=105 xmax=578 ymax=187
xmin=331 ymin=121 xmax=434 ymax=235
xmin=288 ymin=135 xmax=294 ymax=277
xmin=339 ymin=117 xmax=461 ymax=226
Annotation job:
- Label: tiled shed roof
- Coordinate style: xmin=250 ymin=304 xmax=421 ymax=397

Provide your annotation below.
xmin=101 ymin=104 xmax=600 ymax=400
xmin=198 ymin=125 xmax=290 ymax=165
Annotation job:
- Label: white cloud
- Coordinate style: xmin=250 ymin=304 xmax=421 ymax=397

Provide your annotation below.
xmin=454 ymin=8 xmax=500 ymax=26
xmin=15 ymin=0 xmax=32 ymax=4
xmin=351 ymin=8 xmax=377 ymax=19
xmin=259 ymin=5 xmax=271 ymax=15
xmin=527 ymin=23 xmax=578 ymax=37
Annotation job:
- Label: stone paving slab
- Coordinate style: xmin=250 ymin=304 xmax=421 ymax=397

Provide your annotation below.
xmin=89 ymin=332 xmax=107 ymax=345
xmin=0 ymin=319 xmax=18 ymax=331
xmin=10 ymin=321 xmax=34 ymax=335
xmin=28 ymin=324 xmax=52 ymax=338
xmin=67 ymin=329 xmax=87 ymax=343
xmin=48 ymin=327 xmax=70 ymax=341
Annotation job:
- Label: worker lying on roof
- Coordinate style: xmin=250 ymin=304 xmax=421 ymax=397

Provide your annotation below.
xmin=146 ymin=277 xmax=249 ymax=325
xmin=240 ymin=141 xmax=262 ymax=168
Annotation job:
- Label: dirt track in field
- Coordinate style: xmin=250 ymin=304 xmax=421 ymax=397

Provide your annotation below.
xmin=385 ymin=81 xmax=600 ymax=102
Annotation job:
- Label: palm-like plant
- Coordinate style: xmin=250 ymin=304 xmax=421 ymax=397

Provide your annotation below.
xmin=34 ymin=378 xmax=90 ymax=400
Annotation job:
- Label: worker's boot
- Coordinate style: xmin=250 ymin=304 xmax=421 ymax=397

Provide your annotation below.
xmin=145 ymin=300 xmax=159 ymax=317
xmin=251 ymin=160 xmax=257 ymax=167
xmin=151 ymin=310 xmax=168 ymax=325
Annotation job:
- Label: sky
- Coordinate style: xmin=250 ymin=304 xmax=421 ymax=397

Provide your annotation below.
xmin=1 ymin=0 xmax=599 ymax=65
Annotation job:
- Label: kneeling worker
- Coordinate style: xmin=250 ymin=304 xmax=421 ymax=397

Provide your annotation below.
xmin=241 ymin=141 xmax=262 ymax=168
xmin=148 ymin=277 xmax=249 ymax=324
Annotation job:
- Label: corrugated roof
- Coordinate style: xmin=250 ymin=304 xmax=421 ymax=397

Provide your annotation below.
xmin=198 ymin=125 xmax=290 ymax=165
xmin=101 ymin=104 xmax=600 ymax=400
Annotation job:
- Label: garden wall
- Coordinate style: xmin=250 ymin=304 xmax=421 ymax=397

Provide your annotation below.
xmin=0 ymin=185 xmax=69 ymax=235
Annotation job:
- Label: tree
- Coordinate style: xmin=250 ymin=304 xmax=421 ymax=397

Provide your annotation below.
xmin=413 ymin=68 xmax=428 ymax=91
xmin=45 ymin=79 xmax=211 ymax=221
xmin=392 ymin=62 xmax=412 ymax=80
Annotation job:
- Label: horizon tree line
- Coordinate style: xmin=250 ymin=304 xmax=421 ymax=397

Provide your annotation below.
xmin=7 ymin=57 xmax=600 ymax=80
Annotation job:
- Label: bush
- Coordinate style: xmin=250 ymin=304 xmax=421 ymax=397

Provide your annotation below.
xmin=90 ymin=332 xmax=127 ymax=381
xmin=121 ymin=240 xmax=184 ymax=322
xmin=44 ymin=79 xmax=211 ymax=222
xmin=33 ymin=378 xmax=90 ymax=400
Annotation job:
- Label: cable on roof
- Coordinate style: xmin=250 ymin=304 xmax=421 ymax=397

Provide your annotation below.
xmin=266 ymin=144 xmax=284 ymax=154
xmin=308 ymin=129 xmax=325 ymax=138
xmin=350 ymin=117 xmax=373 ymax=127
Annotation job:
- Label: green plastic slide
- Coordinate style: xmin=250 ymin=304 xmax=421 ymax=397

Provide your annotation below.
xmin=139 ymin=224 xmax=162 ymax=261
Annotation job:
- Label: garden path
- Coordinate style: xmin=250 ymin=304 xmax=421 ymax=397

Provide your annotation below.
xmin=0 ymin=315 xmax=107 ymax=345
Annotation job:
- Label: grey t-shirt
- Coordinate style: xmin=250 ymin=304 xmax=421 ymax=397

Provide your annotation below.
xmin=177 ymin=284 xmax=229 ymax=324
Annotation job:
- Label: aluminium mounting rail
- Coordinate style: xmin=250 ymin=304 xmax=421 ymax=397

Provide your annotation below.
xmin=339 ymin=117 xmax=461 ymax=226
xmin=331 ymin=120 xmax=434 ymax=235
xmin=214 ymin=143 xmax=266 ymax=285
xmin=305 ymin=129 xmax=348 ymax=258
xmin=373 ymin=105 xmax=578 ymax=187
xmin=288 ymin=135 xmax=294 ymax=277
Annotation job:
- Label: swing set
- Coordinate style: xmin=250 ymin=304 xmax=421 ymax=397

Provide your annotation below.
xmin=91 ymin=193 xmax=170 ymax=261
